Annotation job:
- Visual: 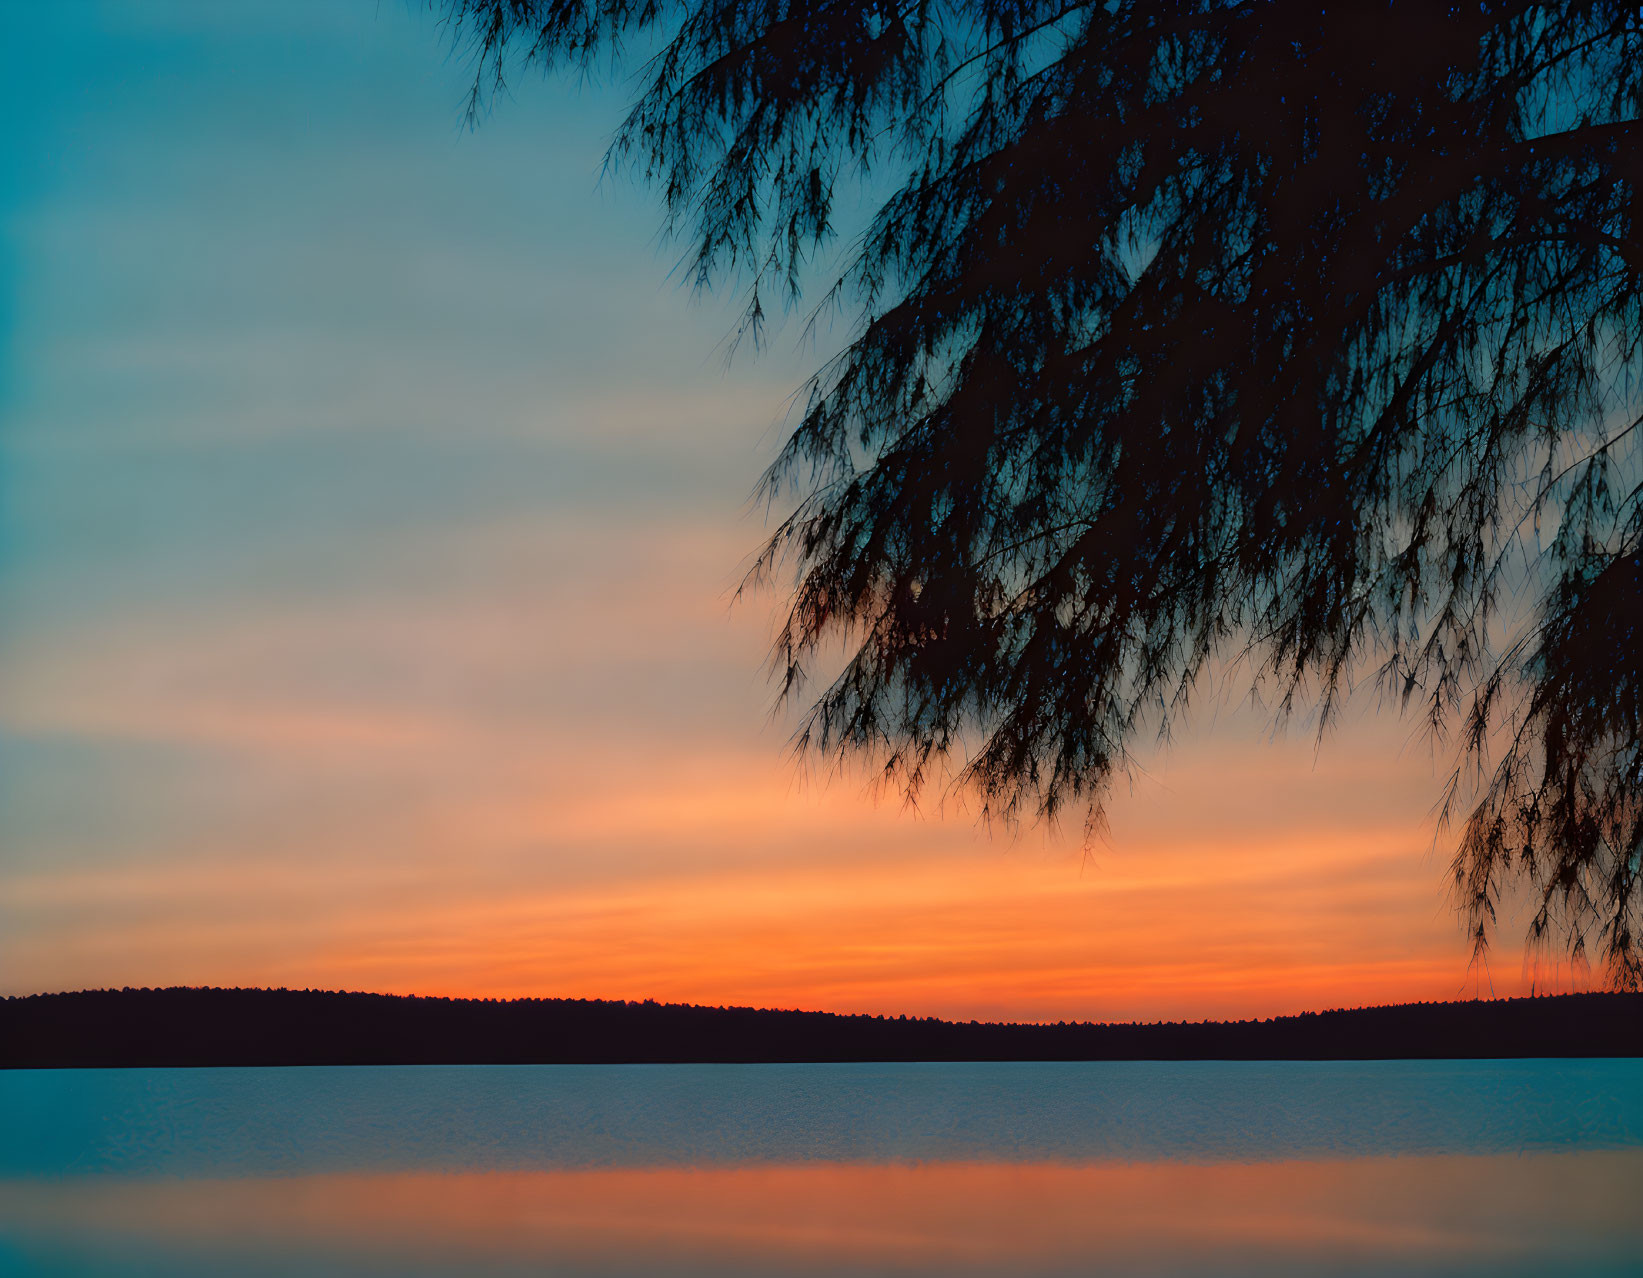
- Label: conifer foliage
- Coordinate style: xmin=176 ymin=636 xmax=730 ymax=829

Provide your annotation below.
xmin=443 ymin=1 xmax=1643 ymax=983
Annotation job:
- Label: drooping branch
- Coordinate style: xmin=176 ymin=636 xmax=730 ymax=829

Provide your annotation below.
xmin=442 ymin=0 xmax=1643 ymax=984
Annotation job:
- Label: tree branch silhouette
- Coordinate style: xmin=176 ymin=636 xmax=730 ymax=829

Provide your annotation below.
xmin=439 ymin=0 xmax=1643 ymax=986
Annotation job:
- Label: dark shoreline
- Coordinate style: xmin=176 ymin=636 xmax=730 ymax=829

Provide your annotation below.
xmin=3 ymin=987 xmax=1640 ymax=1067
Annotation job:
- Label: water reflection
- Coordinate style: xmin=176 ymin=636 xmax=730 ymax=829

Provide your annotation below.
xmin=4 ymin=1153 xmax=1642 ymax=1276
xmin=2 ymin=1061 xmax=1640 ymax=1276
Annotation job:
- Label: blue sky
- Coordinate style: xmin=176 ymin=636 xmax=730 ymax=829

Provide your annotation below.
xmin=0 ymin=0 xmax=1570 ymax=1019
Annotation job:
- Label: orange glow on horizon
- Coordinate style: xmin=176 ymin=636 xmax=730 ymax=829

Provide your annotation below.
xmin=0 ymin=490 xmax=1595 ymax=1023
xmin=3 ymin=744 xmax=1589 ymax=1022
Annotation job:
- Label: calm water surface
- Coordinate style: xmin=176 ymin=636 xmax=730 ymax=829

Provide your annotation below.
xmin=0 ymin=1060 xmax=1639 ymax=1276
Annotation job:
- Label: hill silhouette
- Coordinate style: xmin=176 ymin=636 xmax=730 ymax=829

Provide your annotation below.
xmin=2 ymin=987 xmax=1639 ymax=1067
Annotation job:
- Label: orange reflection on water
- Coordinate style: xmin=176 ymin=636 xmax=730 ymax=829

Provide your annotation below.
xmin=6 ymin=1153 xmax=1640 ymax=1275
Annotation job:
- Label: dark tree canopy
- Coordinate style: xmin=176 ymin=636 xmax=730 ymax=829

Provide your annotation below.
xmin=442 ymin=0 xmax=1643 ymax=985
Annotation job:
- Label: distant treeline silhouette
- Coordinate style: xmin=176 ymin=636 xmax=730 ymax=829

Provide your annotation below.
xmin=2 ymin=987 xmax=1639 ymax=1067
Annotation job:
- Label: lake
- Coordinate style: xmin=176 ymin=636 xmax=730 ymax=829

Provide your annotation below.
xmin=1 ymin=1060 xmax=1640 ymax=1275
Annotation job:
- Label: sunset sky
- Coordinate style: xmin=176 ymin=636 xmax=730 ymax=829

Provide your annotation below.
xmin=0 ymin=0 xmax=1587 ymax=1022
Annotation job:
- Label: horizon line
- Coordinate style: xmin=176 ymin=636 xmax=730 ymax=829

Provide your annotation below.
xmin=8 ymin=983 xmax=1633 ymax=1031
